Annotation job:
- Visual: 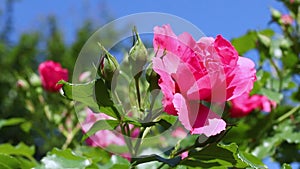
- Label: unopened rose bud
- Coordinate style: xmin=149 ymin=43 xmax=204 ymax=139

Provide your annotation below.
xmin=270 ymin=8 xmax=281 ymax=20
xmin=29 ymin=73 xmax=41 ymax=86
xmin=129 ymin=27 xmax=148 ymax=78
xmin=16 ymin=79 xmax=29 ymax=89
xmin=98 ymin=43 xmax=119 ymax=87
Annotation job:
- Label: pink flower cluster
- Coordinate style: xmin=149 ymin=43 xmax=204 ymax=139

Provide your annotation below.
xmin=38 ymin=61 xmax=68 ymax=92
xmin=230 ymin=93 xmax=276 ymax=117
xmin=152 ymin=25 xmax=256 ymax=136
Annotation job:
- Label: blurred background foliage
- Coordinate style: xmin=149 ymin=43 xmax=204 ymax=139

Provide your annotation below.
xmin=0 ymin=0 xmax=300 ymax=168
xmin=0 ymin=0 xmax=113 ymax=160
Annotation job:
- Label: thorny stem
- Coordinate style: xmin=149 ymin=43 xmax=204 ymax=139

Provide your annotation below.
xmin=275 ymin=105 xmax=300 ymax=124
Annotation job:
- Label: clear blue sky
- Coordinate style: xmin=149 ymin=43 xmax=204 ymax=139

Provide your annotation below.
xmin=1 ymin=0 xmax=287 ymax=43
xmin=1 ymin=0 xmax=296 ymax=168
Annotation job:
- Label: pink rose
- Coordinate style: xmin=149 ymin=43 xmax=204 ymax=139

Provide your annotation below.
xmin=38 ymin=61 xmax=68 ymax=92
xmin=230 ymin=92 xmax=277 ymax=117
xmin=152 ymin=24 xmax=256 ymax=136
xmin=281 ymin=14 xmax=294 ymax=25
xmin=82 ymin=109 xmax=126 ymax=148
xmin=82 ymin=109 xmax=139 ymax=161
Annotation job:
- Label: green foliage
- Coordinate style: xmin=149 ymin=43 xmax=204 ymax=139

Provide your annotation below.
xmin=0 ymin=143 xmax=37 ymax=169
xmin=181 ymin=143 xmax=266 ymax=169
xmin=36 ymin=148 xmax=91 ymax=169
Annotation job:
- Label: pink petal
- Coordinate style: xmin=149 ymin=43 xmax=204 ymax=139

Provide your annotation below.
xmin=227 ymin=57 xmax=256 ymax=100
xmin=173 ymin=94 xmax=226 ymax=137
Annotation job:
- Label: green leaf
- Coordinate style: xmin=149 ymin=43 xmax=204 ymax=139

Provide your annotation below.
xmin=95 ymin=78 xmax=114 ymax=107
xmin=82 ymin=119 xmax=119 ymax=141
xmin=231 ymin=31 xmax=257 ymax=55
xmin=260 ymin=88 xmax=283 ymax=103
xmin=252 ymin=136 xmax=281 ymax=159
xmin=38 ymin=148 xmax=91 ymax=169
xmin=132 ymin=155 xmax=181 ymax=168
xmin=282 ymin=51 xmax=298 ymax=69
xmin=60 ymin=80 xmax=118 ymax=118
xmin=101 ymin=155 xmax=130 ymax=169
xmin=75 ymin=145 xmax=110 ymax=164
xmin=231 ymin=29 xmax=274 ymax=55
xmin=20 ymin=121 xmax=32 ymax=133
xmin=0 ymin=154 xmax=21 ymax=169
xmin=185 ymin=143 xmax=240 ymax=168
xmin=181 ymin=143 xmax=266 ymax=169
xmin=0 ymin=143 xmax=35 ymax=160
xmin=0 ymin=118 xmax=25 ymax=129
xmin=238 ymin=151 xmax=267 ymax=169
xmin=59 ymin=80 xmax=99 ymax=111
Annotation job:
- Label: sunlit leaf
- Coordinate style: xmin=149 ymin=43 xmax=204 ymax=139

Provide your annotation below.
xmin=37 ymin=148 xmax=91 ymax=169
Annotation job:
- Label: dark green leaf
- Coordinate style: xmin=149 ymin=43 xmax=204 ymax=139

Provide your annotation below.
xmin=182 ymin=143 xmax=266 ymax=169
xmin=282 ymin=51 xmax=298 ymax=69
xmin=95 ymin=78 xmax=114 ymax=107
xmin=132 ymin=155 xmax=181 ymax=167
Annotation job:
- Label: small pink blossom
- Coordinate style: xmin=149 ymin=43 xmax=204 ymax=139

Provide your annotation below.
xmin=181 ymin=151 xmax=188 ymax=159
xmin=281 ymin=14 xmax=294 ymax=25
xmin=152 ymin=24 xmax=256 ymax=136
xmin=16 ymin=79 xmax=28 ymax=89
xmin=38 ymin=60 xmax=68 ymax=92
xmin=230 ymin=92 xmax=277 ymax=117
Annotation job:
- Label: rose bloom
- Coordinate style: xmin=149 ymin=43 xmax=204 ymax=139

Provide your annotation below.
xmin=152 ymin=24 xmax=256 ymax=136
xmin=82 ymin=109 xmax=139 ymax=160
xmin=230 ymin=92 xmax=276 ymax=118
xmin=82 ymin=109 xmax=126 ymax=147
xmin=281 ymin=14 xmax=294 ymax=25
xmin=38 ymin=61 xmax=68 ymax=92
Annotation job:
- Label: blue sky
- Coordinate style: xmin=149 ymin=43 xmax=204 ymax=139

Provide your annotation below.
xmin=1 ymin=0 xmax=296 ymax=168
xmin=1 ymin=0 xmax=287 ymax=43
